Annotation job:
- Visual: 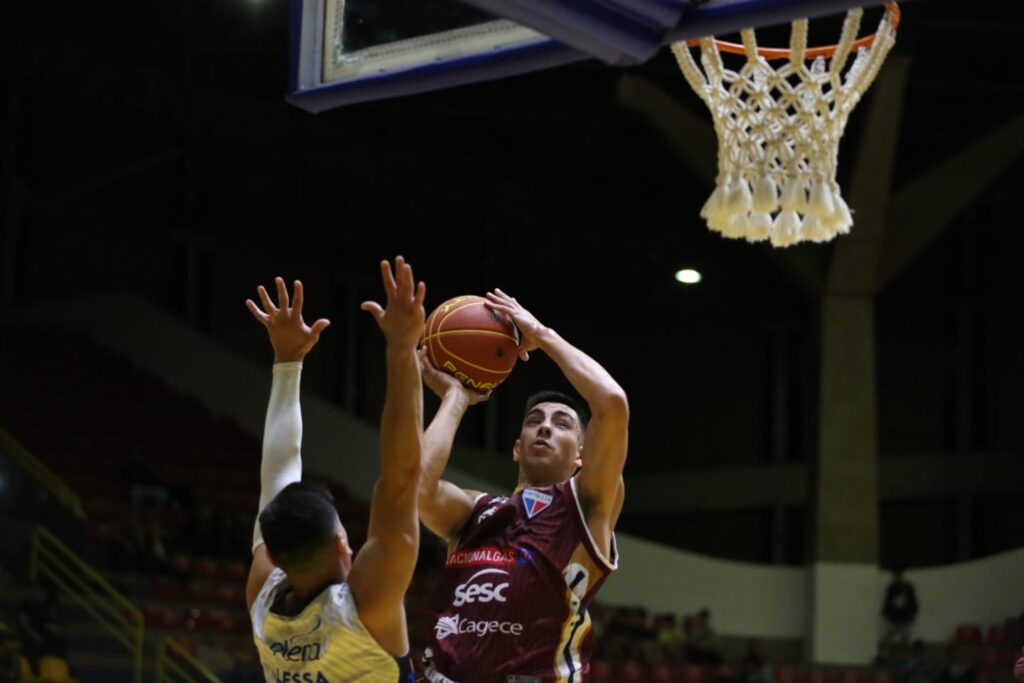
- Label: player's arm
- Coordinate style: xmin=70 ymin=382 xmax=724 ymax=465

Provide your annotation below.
xmin=347 ymin=257 xmax=425 ymax=656
xmin=486 ymin=290 xmax=629 ymax=546
xmin=418 ymin=347 xmax=488 ymax=542
xmin=244 ymin=278 xmax=331 ymax=612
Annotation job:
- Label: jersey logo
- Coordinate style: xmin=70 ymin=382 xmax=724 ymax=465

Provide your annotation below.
xmin=268 ymin=616 xmax=324 ymax=662
xmin=434 ymin=615 xmax=461 ymax=641
xmin=477 ymin=496 xmax=508 ymax=523
xmin=434 ymin=613 xmax=525 ymax=640
xmin=446 ymin=546 xmax=531 ymax=568
xmin=522 ymin=489 xmax=553 ymax=518
xmin=452 ymin=568 xmax=510 ymax=607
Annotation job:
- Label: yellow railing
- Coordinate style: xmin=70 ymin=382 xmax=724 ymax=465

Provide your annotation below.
xmin=29 ymin=526 xmax=145 ymax=683
xmin=155 ymin=637 xmax=224 ymax=683
xmin=0 ymin=427 xmax=85 ymax=520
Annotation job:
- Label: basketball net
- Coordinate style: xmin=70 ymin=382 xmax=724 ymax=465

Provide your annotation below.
xmin=671 ymin=5 xmax=898 ymax=247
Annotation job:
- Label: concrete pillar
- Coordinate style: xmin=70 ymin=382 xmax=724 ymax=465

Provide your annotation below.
xmin=771 ymin=330 xmax=790 ymax=564
xmin=957 ymin=495 xmax=972 ymax=562
xmin=810 ymin=295 xmax=880 ymax=663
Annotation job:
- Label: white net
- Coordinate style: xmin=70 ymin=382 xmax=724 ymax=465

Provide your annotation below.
xmin=671 ymin=7 xmax=897 ymax=247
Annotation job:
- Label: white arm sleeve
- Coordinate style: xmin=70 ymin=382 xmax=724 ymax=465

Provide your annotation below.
xmin=252 ymin=361 xmax=304 ymax=552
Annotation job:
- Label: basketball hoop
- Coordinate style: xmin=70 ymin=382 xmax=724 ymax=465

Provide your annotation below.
xmin=671 ymin=4 xmax=899 ymax=246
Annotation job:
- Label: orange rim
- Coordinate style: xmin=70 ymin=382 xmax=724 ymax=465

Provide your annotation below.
xmin=686 ymin=2 xmax=899 ymax=61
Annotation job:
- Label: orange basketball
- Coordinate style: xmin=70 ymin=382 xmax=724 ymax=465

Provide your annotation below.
xmin=422 ymin=295 xmax=520 ymax=392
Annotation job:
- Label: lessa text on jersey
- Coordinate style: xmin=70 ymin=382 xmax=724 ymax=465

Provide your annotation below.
xmin=273 ymin=672 xmax=330 ymax=683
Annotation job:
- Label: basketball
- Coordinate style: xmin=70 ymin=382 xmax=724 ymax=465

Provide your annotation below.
xmin=422 ymin=295 xmax=520 ymax=392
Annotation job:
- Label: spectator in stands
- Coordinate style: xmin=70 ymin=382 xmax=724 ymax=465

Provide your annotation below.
xmin=688 ymin=608 xmax=723 ymax=664
xmin=874 ymin=642 xmax=894 ymax=668
xmin=742 ymin=639 xmax=773 ymax=683
xmin=120 ymin=455 xmax=169 ymax=505
xmin=882 ymin=567 xmax=918 ymax=645
xmin=179 ymin=503 xmax=221 ymax=556
xmin=900 ymin=640 xmax=932 ymax=683
xmin=939 ymin=644 xmax=974 ymax=683
xmin=15 ymin=584 xmax=67 ymax=677
xmin=1013 ymin=647 xmax=1023 ymax=681
xmin=655 ymin=613 xmax=687 ymax=663
xmin=599 ymin=607 xmax=635 ymax=661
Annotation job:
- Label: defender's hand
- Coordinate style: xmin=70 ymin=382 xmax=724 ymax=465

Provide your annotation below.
xmin=246 ymin=277 xmax=330 ymax=363
xmin=361 ymin=256 xmax=426 ymax=349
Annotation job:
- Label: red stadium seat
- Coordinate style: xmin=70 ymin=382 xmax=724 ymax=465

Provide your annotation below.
xmin=590 ymin=660 xmax=612 ymax=683
xmin=213 ymin=583 xmax=243 ymax=606
xmin=718 ymin=665 xmax=740 ymax=683
xmin=221 ymin=560 xmax=249 ymax=582
xmin=650 ymin=663 xmax=675 ymax=683
xmin=956 ymin=624 xmax=983 ymax=645
xmin=776 ymin=666 xmax=803 ymax=683
xmin=869 ymin=669 xmax=896 ymax=683
xmin=613 ymin=661 xmax=646 ymax=683
xmin=680 ymin=664 xmax=709 ymax=683
xmin=170 ymin=553 xmax=195 ymax=574
xmin=808 ymin=668 xmax=831 ymax=683
xmin=141 ymin=605 xmax=181 ymax=630
xmin=986 ymin=624 xmax=1008 ymax=646
xmin=194 ymin=557 xmax=220 ymax=580
xmin=154 ymin=578 xmax=189 ymax=601
xmin=836 ymin=670 xmax=862 ymax=683
xmin=980 ymin=648 xmax=1001 ymax=669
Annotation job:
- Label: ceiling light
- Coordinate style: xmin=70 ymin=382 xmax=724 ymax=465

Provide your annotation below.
xmin=675 ymin=268 xmax=702 ymax=285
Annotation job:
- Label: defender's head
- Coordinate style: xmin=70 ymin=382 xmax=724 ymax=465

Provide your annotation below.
xmin=259 ymin=482 xmax=353 ymax=579
xmin=513 ymin=390 xmax=589 ymax=486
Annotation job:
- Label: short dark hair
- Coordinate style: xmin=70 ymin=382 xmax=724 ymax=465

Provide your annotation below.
xmin=524 ymin=390 xmax=590 ymax=429
xmin=259 ymin=482 xmax=340 ymax=572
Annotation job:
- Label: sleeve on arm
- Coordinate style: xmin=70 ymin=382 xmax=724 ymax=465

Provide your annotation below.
xmin=252 ymin=362 xmax=304 ymax=552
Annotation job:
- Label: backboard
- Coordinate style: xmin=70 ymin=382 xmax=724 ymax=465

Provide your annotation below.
xmin=287 ymin=0 xmax=892 ymax=113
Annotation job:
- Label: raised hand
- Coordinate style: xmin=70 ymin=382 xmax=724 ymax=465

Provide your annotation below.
xmin=484 ymin=288 xmax=545 ymax=362
xmin=418 ymin=347 xmax=492 ymax=404
xmin=361 ymin=256 xmax=426 ymax=348
xmin=246 ymin=277 xmax=330 ymax=363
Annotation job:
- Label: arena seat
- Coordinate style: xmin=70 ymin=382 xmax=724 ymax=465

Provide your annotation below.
xmin=808 ymin=668 xmax=831 ymax=683
xmin=986 ymin=624 xmax=1007 ymax=646
xmin=836 ymin=669 xmax=863 ymax=683
xmin=680 ymin=664 xmax=709 ymax=683
xmin=590 ymin=660 xmax=612 ymax=683
xmin=981 ymin=648 xmax=1001 ymax=669
xmin=613 ymin=660 xmax=646 ymax=683
xmin=651 ymin=663 xmax=676 ymax=683
xmin=776 ymin=666 xmax=803 ymax=683
xmin=955 ymin=623 xmax=983 ymax=645
xmin=869 ymin=668 xmax=896 ymax=683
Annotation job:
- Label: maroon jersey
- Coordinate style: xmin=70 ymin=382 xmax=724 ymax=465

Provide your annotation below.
xmin=424 ymin=477 xmax=617 ymax=683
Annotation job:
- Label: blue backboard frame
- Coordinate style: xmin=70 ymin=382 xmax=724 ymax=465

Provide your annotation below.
xmin=286 ymin=0 xmax=891 ymax=113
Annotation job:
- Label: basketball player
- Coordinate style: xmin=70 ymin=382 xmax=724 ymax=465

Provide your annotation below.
xmin=244 ymin=257 xmax=425 ymax=683
xmin=418 ymin=288 xmax=628 ymax=683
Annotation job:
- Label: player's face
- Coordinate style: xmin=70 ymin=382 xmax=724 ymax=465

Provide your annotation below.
xmin=513 ymin=402 xmax=583 ymax=483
